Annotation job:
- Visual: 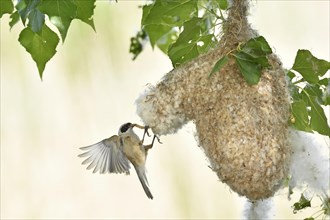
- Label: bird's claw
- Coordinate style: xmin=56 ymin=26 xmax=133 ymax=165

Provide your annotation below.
xmin=155 ymin=135 xmax=162 ymax=144
xmin=144 ymin=125 xmax=151 ymax=137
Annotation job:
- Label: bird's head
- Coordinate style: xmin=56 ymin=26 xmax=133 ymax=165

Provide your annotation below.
xmin=118 ymin=122 xmax=133 ymax=135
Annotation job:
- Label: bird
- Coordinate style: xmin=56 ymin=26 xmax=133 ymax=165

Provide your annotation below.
xmin=78 ymin=122 xmax=160 ymax=199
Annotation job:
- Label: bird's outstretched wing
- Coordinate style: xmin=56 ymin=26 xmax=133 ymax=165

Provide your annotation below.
xmin=78 ymin=135 xmax=131 ymax=174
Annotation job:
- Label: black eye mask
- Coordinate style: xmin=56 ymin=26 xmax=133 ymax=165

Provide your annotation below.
xmin=120 ymin=122 xmax=132 ymax=133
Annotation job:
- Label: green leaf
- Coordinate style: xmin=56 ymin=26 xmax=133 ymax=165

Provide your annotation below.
xmin=309 ymin=97 xmax=330 ymax=136
xmin=233 ymin=36 xmax=273 ymax=85
xmin=293 ymin=194 xmax=312 ymax=214
xmin=319 ymin=78 xmax=330 ymax=105
xmin=319 ymin=78 xmax=329 ymax=86
xmin=169 ymin=42 xmax=199 ymax=67
xmin=38 ymin=0 xmax=77 ymax=42
xmin=322 ymin=197 xmax=330 ymax=215
xmin=216 ymin=0 xmax=228 ymax=10
xmin=209 ymin=55 xmax=229 ymax=77
xmin=15 ymin=0 xmax=40 ymax=25
xmin=144 ymin=24 xmax=172 ymax=48
xmin=129 ymin=30 xmax=147 ymax=60
xmin=172 ymin=17 xmax=202 ymax=46
xmin=27 ymin=8 xmax=44 ymax=33
xmin=196 ymin=34 xmax=215 ymax=54
xmin=0 ymin=0 xmax=13 ymax=18
xmin=9 ymin=11 xmax=20 ymax=29
xmin=142 ymin=0 xmax=197 ymax=48
xmin=15 ymin=0 xmax=45 ymax=33
xmin=301 ymin=84 xmax=323 ymax=105
xmin=323 ymin=94 xmax=330 ymax=106
xmin=236 ymin=50 xmax=270 ymax=68
xmin=304 ymin=218 xmax=314 ymax=220
xmin=18 ymin=24 xmax=59 ymax=78
xmin=143 ymin=0 xmax=197 ymax=26
xmin=289 ymin=82 xmax=301 ymax=101
xmin=156 ymin=28 xmax=178 ymax=53
xmin=287 ymin=70 xmax=296 ymax=80
xmin=239 ymin=37 xmax=272 ymax=68
xmin=234 ymin=54 xmax=262 ymax=85
xmin=0 ymin=0 xmax=14 ymax=18
xmin=290 ymin=100 xmax=312 ymax=132
xmin=141 ymin=4 xmax=152 ymax=25
xmin=168 ymin=17 xmax=216 ymax=66
xmin=74 ymin=0 xmax=96 ymax=30
xmin=241 ymin=36 xmax=272 ymax=55
xmin=292 ymin=50 xmax=330 ymax=84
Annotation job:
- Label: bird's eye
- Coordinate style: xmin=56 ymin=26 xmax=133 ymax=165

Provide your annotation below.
xmin=120 ymin=123 xmax=132 ymax=133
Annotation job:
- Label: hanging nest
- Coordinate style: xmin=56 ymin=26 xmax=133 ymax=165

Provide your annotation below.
xmin=136 ymin=0 xmax=291 ymax=200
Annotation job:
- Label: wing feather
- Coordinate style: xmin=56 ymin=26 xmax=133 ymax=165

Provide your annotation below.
xmin=79 ymin=135 xmax=131 ymax=174
xmin=93 ymin=145 xmax=107 ymax=173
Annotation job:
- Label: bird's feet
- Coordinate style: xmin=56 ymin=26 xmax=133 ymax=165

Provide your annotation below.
xmin=142 ymin=125 xmax=151 ymax=143
xmin=144 ymin=134 xmax=162 ymax=151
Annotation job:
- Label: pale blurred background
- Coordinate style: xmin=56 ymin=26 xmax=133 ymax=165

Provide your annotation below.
xmin=1 ymin=1 xmax=329 ymax=219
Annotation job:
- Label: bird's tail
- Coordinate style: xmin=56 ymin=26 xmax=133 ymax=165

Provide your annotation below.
xmin=134 ymin=165 xmax=153 ymax=199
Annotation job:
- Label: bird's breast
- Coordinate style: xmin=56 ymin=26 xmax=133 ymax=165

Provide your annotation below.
xmin=122 ymin=137 xmax=145 ymax=166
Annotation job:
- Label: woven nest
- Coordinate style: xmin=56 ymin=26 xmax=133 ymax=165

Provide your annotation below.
xmin=136 ymin=0 xmax=291 ymax=200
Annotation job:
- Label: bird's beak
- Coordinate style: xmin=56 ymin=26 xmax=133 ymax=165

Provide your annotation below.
xmin=131 ymin=124 xmax=145 ymax=129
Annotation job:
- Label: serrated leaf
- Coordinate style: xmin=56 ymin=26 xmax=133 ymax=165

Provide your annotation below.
xmin=0 ymin=0 xmax=14 ymax=18
xmin=292 ymin=50 xmax=330 ymax=84
xmin=233 ymin=36 xmax=273 ymax=85
xmin=143 ymin=0 xmax=197 ymax=26
xmin=241 ymin=36 xmax=272 ymax=55
xmin=234 ymin=54 xmax=262 ymax=85
xmin=209 ymin=55 xmax=229 ymax=77
xmin=74 ymin=0 xmax=96 ymax=30
xmin=290 ymin=100 xmax=312 ymax=132
xmin=141 ymin=4 xmax=152 ymax=25
xmin=18 ymin=24 xmax=59 ymax=78
xmin=293 ymin=194 xmax=311 ymax=213
xmin=309 ymin=97 xmax=330 ymax=136
xmin=9 ymin=11 xmax=20 ymax=29
xmin=38 ymin=0 xmax=77 ymax=42
xmin=216 ymin=0 xmax=228 ymax=10
xmin=142 ymin=0 xmax=197 ymax=48
xmin=27 ymin=8 xmax=44 ymax=33
xmin=168 ymin=17 xmax=216 ymax=66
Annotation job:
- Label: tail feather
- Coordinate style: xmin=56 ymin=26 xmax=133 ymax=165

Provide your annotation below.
xmin=134 ymin=166 xmax=153 ymax=199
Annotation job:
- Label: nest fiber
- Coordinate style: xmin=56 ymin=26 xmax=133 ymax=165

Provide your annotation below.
xmin=136 ymin=0 xmax=290 ymax=200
